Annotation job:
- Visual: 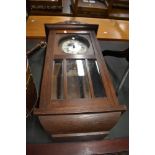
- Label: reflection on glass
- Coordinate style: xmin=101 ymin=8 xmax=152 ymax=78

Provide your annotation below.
xmin=67 ymin=60 xmax=91 ymax=99
xmin=88 ymin=60 xmax=106 ymax=97
xmin=51 ymin=60 xmax=64 ymax=99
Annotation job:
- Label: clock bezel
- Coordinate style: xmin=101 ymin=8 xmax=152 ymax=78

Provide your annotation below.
xmin=59 ymin=34 xmax=90 ymax=54
xmin=53 ymin=31 xmax=95 ymax=56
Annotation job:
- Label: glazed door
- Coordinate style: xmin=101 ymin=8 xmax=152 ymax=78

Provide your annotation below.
xmin=35 ymin=29 xmax=124 ymax=115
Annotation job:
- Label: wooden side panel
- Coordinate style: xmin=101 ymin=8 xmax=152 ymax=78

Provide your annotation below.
xmin=39 ymin=112 xmax=121 ymax=136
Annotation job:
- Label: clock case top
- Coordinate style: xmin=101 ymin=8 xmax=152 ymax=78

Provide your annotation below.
xmin=34 ymin=22 xmax=126 ymax=115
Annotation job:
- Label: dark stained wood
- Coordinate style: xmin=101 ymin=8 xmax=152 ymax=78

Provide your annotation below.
xmin=34 ymin=22 xmax=127 ymax=140
xmin=52 ymin=131 xmax=109 ymax=141
xmin=45 ymin=23 xmax=98 ymax=38
xmin=27 ymin=138 xmax=129 ymax=155
xmin=63 ymin=59 xmax=67 ymax=99
xmin=34 ymin=101 xmax=126 ymax=115
xmin=39 ymin=31 xmax=55 ymax=108
xmin=108 ymin=0 xmax=129 ymax=20
xmin=109 ymin=8 xmax=129 ymax=20
xmin=51 ymin=57 xmax=55 ymax=99
xmin=28 ymin=0 xmax=62 ymax=11
xmin=72 ymin=0 xmax=78 ymax=17
xmin=28 ymin=0 xmax=73 ymax=16
xmin=90 ymin=31 xmax=120 ymax=105
xmin=29 ymin=0 xmax=62 ymax=5
xmin=85 ymin=59 xmax=95 ymax=98
xmin=39 ymin=112 xmax=121 ymax=134
xmin=69 ymin=0 xmax=129 ymax=20
xmin=71 ymin=0 xmax=109 ymax=18
xmin=112 ymin=0 xmax=129 ymax=9
xmin=27 ymin=0 xmax=129 ymax=20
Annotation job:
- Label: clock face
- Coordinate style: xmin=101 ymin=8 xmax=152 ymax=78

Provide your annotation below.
xmin=59 ymin=35 xmax=90 ymax=54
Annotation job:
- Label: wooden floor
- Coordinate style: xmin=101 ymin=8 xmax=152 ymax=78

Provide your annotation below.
xmin=26 ymin=16 xmax=129 ymax=40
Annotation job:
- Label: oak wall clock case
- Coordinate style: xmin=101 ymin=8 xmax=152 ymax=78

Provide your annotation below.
xmin=34 ymin=22 xmax=127 ymax=141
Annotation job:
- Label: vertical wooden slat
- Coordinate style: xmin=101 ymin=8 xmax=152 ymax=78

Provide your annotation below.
xmin=51 ymin=60 xmax=55 ymax=100
xmin=85 ymin=59 xmax=94 ymax=98
xmin=74 ymin=0 xmax=78 ymax=17
xmin=56 ymin=60 xmax=63 ymax=99
xmin=63 ymin=59 xmax=67 ymax=99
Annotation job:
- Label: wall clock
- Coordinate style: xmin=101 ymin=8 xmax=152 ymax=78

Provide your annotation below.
xmin=34 ymin=21 xmax=126 ymax=141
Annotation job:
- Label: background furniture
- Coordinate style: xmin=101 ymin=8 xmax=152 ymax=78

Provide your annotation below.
xmin=27 ymin=0 xmax=73 ymax=16
xmin=102 ymin=48 xmax=129 ymax=95
xmin=71 ymin=0 xmax=109 ymax=18
xmin=108 ymin=0 xmax=129 ymax=20
xmin=26 ymin=16 xmax=129 ymax=40
xmin=26 ymin=0 xmax=129 ymax=20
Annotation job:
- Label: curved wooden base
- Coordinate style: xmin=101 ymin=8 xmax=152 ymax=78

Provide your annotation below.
xmin=52 ymin=131 xmax=109 ymax=141
xmin=39 ymin=112 xmax=121 ymax=141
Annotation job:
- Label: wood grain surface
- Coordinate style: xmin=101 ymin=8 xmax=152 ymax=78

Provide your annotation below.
xmin=27 ymin=138 xmax=129 ymax=155
xmin=26 ymin=16 xmax=129 ymax=40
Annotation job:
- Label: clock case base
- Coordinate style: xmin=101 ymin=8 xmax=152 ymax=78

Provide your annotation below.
xmin=34 ymin=22 xmax=126 ymax=141
xmin=39 ymin=112 xmax=121 ymax=141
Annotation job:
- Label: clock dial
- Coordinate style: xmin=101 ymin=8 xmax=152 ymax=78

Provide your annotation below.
xmin=59 ymin=35 xmax=90 ymax=54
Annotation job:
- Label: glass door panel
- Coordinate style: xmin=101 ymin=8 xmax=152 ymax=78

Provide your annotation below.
xmin=51 ymin=60 xmax=64 ymax=99
xmin=67 ymin=60 xmax=91 ymax=99
xmin=88 ymin=60 xmax=106 ymax=97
